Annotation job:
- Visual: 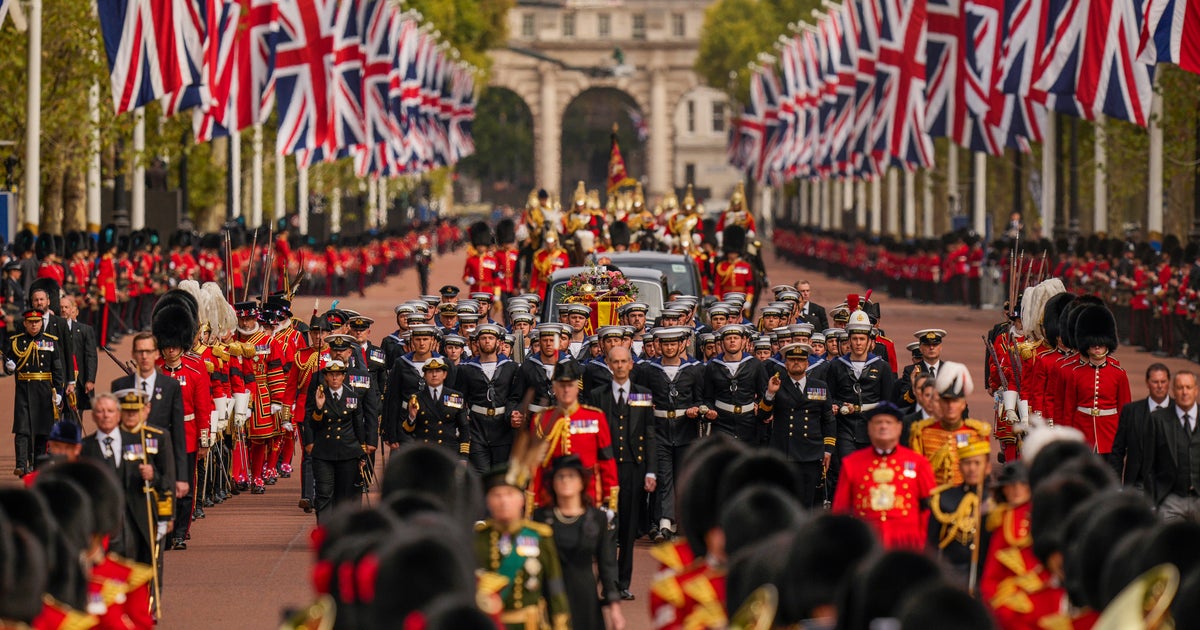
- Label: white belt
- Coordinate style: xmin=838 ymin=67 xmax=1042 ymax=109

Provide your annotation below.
xmin=528 ymin=404 xmax=549 ymax=413
xmin=653 ymin=408 xmax=691 ymax=419
xmin=715 ymin=401 xmax=755 ymax=415
xmin=183 ymin=413 xmax=195 ymax=421
xmin=470 ymin=405 xmax=506 ymax=416
xmin=1077 ymin=407 xmax=1118 ymax=417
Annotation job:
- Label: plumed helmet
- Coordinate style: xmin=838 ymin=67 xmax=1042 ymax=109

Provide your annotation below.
xmin=933 ymin=361 xmax=975 ymax=398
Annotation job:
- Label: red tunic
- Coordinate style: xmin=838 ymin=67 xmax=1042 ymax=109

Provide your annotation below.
xmin=531 ymin=248 xmax=569 ymax=298
xmin=713 ymin=258 xmax=754 ymax=304
xmin=832 ymin=445 xmax=935 ymax=550
xmin=1060 ymin=356 xmax=1132 ymax=453
xmin=529 ymin=404 xmax=619 ymax=511
xmin=36 ymin=261 xmax=65 ymax=285
xmin=497 ymin=246 xmax=519 ymax=294
xmin=282 ymin=346 xmax=329 ymax=425
xmin=159 ymin=358 xmax=214 ymax=453
xmin=236 ymin=328 xmax=285 ymax=440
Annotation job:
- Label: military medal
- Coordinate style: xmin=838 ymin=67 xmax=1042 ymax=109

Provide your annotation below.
xmin=524 ymin=558 xmax=541 ymax=576
xmin=903 ymin=461 xmax=917 ymax=479
xmin=498 ymin=534 xmax=513 ymax=557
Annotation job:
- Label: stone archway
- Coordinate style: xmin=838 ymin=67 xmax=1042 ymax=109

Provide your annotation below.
xmin=559 ymin=87 xmax=646 ymax=200
xmin=456 ymin=87 xmax=535 ymax=208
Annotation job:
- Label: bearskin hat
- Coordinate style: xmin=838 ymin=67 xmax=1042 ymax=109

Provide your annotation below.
xmin=34 ymin=232 xmax=54 ymax=260
xmin=723 ymin=224 xmax=747 ymax=255
xmin=12 ymin=229 xmax=34 ymax=256
xmin=371 ymin=523 xmax=475 ymax=628
xmin=130 ymin=229 xmax=147 ymax=253
xmin=1041 ymin=292 xmax=1076 ymax=347
xmin=467 ymin=221 xmax=493 ymax=248
xmin=495 ymin=218 xmax=516 ymax=245
xmin=64 ymin=231 xmax=84 ymax=258
xmin=898 ymin=583 xmax=996 ymax=630
xmin=701 ymin=217 xmax=718 ymax=244
xmin=778 ymin=515 xmax=879 ymax=625
xmin=719 ymin=485 xmax=805 ymax=558
xmin=153 ymin=288 xmax=199 ymax=322
xmin=609 ymin=220 xmax=631 ymax=248
xmin=1030 ymin=473 xmax=1100 ymax=565
xmin=381 ymin=443 xmax=481 ymax=524
xmin=1073 ymin=302 xmax=1118 ymax=353
xmin=839 ymin=551 xmax=946 ymax=630
xmin=31 ymin=478 xmax=94 ymax=559
xmin=0 ymin=507 xmax=47 ymax=624
xmin=153 ymin=303 xmax=198 ymax=350
xmin=1062 ymin=491 xmax=1155 ymax=610
xmin=717 ymin=450 xmax=804 ymax=506
xmin=27 ymin=277 xmax=61 ymax=313
xmin=678 ymin=435 xmax=750 ymax=557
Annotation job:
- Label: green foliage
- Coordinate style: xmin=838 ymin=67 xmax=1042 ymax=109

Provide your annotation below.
xmin=696 ymin=0 xmax=822 ymax=103
xmin=456 ymin=87 xmax=534 ymax=198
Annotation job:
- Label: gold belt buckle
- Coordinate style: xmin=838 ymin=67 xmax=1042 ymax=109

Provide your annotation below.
xmin=1091 ymin=408 xmax=1100 ymax=416
xmin=487 ymin=408 xmax=496 ymax=416
xmin=734 ymin=405 xmax=744 ymax=414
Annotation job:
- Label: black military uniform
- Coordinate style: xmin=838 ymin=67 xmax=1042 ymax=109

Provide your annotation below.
xmin=349 ymin=316 xmax=389 ymax=397
xmin=381 ymin=326 xmax=451 ymax=444
xmin=456 ymin=325 xmax=519 ymax=473
xmin=758 ymin=343 xmax=835 ymax=509
xmin=303 ymin=360 xmax=368 ymax=523
xmin=893 ymin=329 xmax=946 ymax=411
xmin=586 ymin=372 xmax=656 ymax=597
xmin=399 ymin=358 xmax=469 ymax=457
xmin=927 ymin=438 xmax=992 ymax=588
xmin=825 ymin=313 xmax=897 ymax=493
xmin=511 ymin=326 xmax=578 ymax=418
xmin=7 ymin=308 xmax=67 ymax=474
xmin=323 ymin=334 xmax=380 ymax=488
xmin=702 ymin=326 xmax=770 ymax=443
xmin=635 ymin=329 xmax=704 ymax=533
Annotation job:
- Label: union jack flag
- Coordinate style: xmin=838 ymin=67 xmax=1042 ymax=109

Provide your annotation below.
xmin=159 ymin=0 xmax=211 ymax=115
xmin=98 ymin=0 xmax=204 ymax=114
xmin=849 ymin=0 xmax=881 ymax=177
xmin=766 ymin=36 xmax=801 ymax=181
xmin=448 ymin=66 xmax=477 ymax=163
xmin=1032 ymin=0 xmax=1088 ymax=116
xmin=991 ymin=0 xmax=1047 ymax=142
xmin=272 ymin=0 xmax=337 ymax=157
xmin=751 ymin=65 xmax=783 ymax=184
xmin=830 ymin=2 xmax=859 ymax=175
xmin=1139 ymin=0 xmax=1200 ymax=73
xmin=871 ymin=0 xmax=934 ymax=169
xmin=194 ymin=0 xmax=278 ymax=141
xmin=814 ymin=16 xmax=839 ymax=175
xmin=354 ymin=0 xmax=398 ymax=177
xmin=925 ymin=0 xmax=964 ymax=141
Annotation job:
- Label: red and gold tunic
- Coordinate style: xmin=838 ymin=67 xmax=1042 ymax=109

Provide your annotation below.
xmin=648 ymin=542 xmax=727 ymax=630
xmin=159 ymin=357 xmax=214 ymax=453
xmin=832 ymin=445 xmax=936 ymax=549
xmin=909 ymin=418 xmax=992 ymax=486
xmin=235 ymin=327 xmax=286 ymax=440
xmin=1060 ymin=356 xmax=1132 ymax=454
xmin=531 ymin=247 xmax=569 ymax=298
xmin=282 ymin=346 xmax=329 ymax=427
xmin=713 ymin=258 xmax=754 ymax=304
xmin=529 ymin=403 xmax=619 ymax=511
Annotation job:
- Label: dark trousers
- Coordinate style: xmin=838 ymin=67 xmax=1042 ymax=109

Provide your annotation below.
xmin=174 ymin=452 xmax=198 ymax=539
xmin=792 ymin=460 xmax=824 ymax=509
xmin=301 ymin=450 xmax=315 ymax=501
xmin=313 ymin=457 xmax=361 ymax=523
xmin=656 ymin=442 xmax=689 ymax=524
xmin=14 ymin=434 xmax=48 ymax=472
xmin=616 ymin=461 xmax=645 ymax=591
xmin=468 ymin=442 xmax=512 ymax=477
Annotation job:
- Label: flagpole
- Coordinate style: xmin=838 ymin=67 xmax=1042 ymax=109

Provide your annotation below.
xmin=831 ymin=178 xmax=842 ymax=229
xmin=23 ymin=0 xmax=41 ymax=232
xmin=904 ymin=170 xmax=916 ymax=238
xmin=973 ymin=152 xmax=987 ymax=237
xmin=1093 ymin=116 xmax=1107 ymax=235
xmin=229 ymin=132 xmax=242 ymax=220
xmin=886 ymin=168 xmax=899 ymax=237
xmin=297 ymin=164 xmax=309 ymax=235
xmin=922 ymin=170 xmax=933 ymax=238
xmin=87 ymin=79 xmax=102 ymax=235
xmin=1148 ymin=87 xmax=1163 ymax=238
xmin=132 ymin=109 xmax=146 ymax=230
xmin=331 ymin=187 xmax=342 ymax=235
xmin=1041 ymin=115 xmax=1057 ymax=239
xmin=274 ymin=152 xmax=286 ymax=224
xmin=947 ymin=142 xmax=959 ymax=222
xmin=855 ymin=179 xmax=866 ymax=232
xmin=869 ymin=176 xmax=882 ymax=235
xmin=251 ymin=124 xmax=264 ymax=228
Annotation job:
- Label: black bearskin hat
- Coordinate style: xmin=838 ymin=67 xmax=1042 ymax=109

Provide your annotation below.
xmin=371 ymin=524 xmax=475 ymax=628
xmin=99 ymin=224 xmax=118 ymax=253
xmin=13 ymin=229 xmax=35 ymax=256
xmin=495 ymin=218 xmax=516 ymax=245
xmin=34 ymin=233 xmax=54 ymax=259
xmin=381 ymin=443 xmax=481 ymax=523
xmin=1073 ymin=302 xmax=1118 ymax=354
xmin=64 ymin=231 xmax=85 ymax=257
xmin=467 ymin=221 xmax=493 ymax=248
xmin=1041 ymin=292 xmax=1076 ymax=347
xmin=153 ymin=303 xmax=198 ymax=350
xmin=152 ymin=288 xmax=199 ymax=322
xmin=27 ymin=277 xmax=61 ymax=313
xmin=609 ymin=221 xmax=631 ymax=248
xmin=1060 ymin=294 xmax=1104 ymax=352
xmin=723 ymin=224 xmax=747 ymax=255
xmin=1062 ymin=491 xmax=1155 ymax=610
xmin=701 ymin=217 xmax=718 ymax=244
xmin=678 ymin=435 xmax=750 ymax=557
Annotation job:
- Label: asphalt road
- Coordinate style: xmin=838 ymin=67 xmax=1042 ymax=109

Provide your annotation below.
xmin=0 ymin=242 xmax=1189 ymax=629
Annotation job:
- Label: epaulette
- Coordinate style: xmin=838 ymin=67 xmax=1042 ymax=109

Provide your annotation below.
xmin=141 ymin=424 xmax=164 ymax=435
xmin=523 ymin=520 xmax=553 ymax=537
xmin=474 ymin=519 xmax=493 ymax=533
xmin=910 ymin=417 xmax=938 ymax=435
xmin=43 ymin=332 xmax=59 ymax=341
xmin=964 ymin=418 xmax=993 ymax=438
xmin=580 ymin=404 xmax=603 ymax=413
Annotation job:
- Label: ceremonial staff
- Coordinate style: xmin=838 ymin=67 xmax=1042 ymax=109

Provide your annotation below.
xmin=128 ymin=428 xmax=164 ymax=619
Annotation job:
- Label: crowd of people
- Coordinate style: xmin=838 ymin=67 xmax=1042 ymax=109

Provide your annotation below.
xmin=1 ymin=187 xmax=1197 ymax=630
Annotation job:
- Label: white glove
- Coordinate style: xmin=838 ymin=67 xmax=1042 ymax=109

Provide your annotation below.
xmin=602 ymin=507 xmax=615 ymax=526
xmin=271 ymin=403 xmax=282 ymax=415
xmin=281 ymin=421 xmax=294 ymax=433
xmin=157 ymin=521 xmax=168 ymax=541
xmin=234 ymin=411 xmax=248 ymax=429
xmin=4 ymin=359 xmax=14 ymax=372
xmin=210 ymin=410 xmax=223 ymax=434
xmin=215 ymin=397 xmax=232 ymax=418
xmin=232 ymin=391 xmax=250 ymax=419
xmin=54 ymin=393 xmax=62 ymax=406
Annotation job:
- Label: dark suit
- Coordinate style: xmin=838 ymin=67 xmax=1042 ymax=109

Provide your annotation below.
xmin=82 ymin=427 xmax=176 ymax=564
xmin=797 ymin=302 xmax=828 ymax=332
xmin=112 ymin=372 xmax=187 ymax=480
xmin=587 ymin=382 xmax=657 ymax=592
xmin=65 ymin=319 xmax=97 ymax=410
xmin=42 ymin=313 xmax=74 ymax=382
xmin=304 ymin=385 xmax=367 ymax=522
xmin=759 ymin=375 xmax=835 ymax=508
xmin=894 ymin=361 xmax=941 ymax=412
xmin=1112 ymin=397 xmax=1171 ymax=488
xmin=1145 ymin=406 xmax=1200 ymax=521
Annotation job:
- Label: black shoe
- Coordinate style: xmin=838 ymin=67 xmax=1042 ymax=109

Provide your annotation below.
xmin=279 ymin=470 xmax=291 ymax=479
xmin=193 ymin=506 xmax=206 ymax=519
xmin=652 ymin=528 xmax=665 ymax=543
xmin=265 ymin=476 xmax=277 ymax=486
xmin=620 ymin=590 xmax=635 ymax=601
xmin=170 ymin=539 xmax=187 ymax=551
xmin=202 ymin=497 xmax=215 ymax=507
xmin=298 ymin=498 xmax=313 ymax=514
xmin=236 ymin=481 xmax=250 ymax=492
xmin=251 ymin=484 xmax=265 ymax=495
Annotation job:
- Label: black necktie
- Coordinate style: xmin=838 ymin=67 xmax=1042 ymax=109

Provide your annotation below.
xmin=332 ymin=391 xmax=340 ymax=404
xmin=617 ymin=387 xmax=625 ymax=408
xmin=927 ymin=365 xmax=936 ymax=379
xmin=1186 ymin=414 xmax=1193 ymax=434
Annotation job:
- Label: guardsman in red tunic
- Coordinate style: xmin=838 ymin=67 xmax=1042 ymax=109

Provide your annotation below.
xmin=462 ymin=221 xmax=498 ymax=299
xmin=714 ymin=182 xmax=757 ymax=236
xmin=531 ymin=233 xmax=570 ymax=299
xmin=95 ymin=226 xmax=120 ymax=345
xmin=833 ymin=401 xmax=936 ymax=549
xmin=264 ymin=295 xmax=307 ymax=481
xmin=1060 ymin=304 xmax=1131 ymax=456
xmin=528 ymin=361 xmax=619 ymax=513
xmin=1025 ymin=292 xmax=1074 ymax=422
xmin=154 ymin=298 xmax=213 ymax=551
xmin=495 ymin=218 xmax=520 ymax=306
xmin=714 ymin=225 xmax=755 ymax=312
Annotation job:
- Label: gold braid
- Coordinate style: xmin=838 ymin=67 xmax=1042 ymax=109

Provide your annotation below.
xmin=930 ymin=490 xmax=981 ymax=548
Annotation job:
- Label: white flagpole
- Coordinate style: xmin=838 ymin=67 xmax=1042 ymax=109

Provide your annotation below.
xmin=869 ymin=176 xmax=882 ymax=235
xmin=87 ymin=80 xmax=101 ymax=234
xmin=331 ymin=187 xmax=342 ymax=234
xmin=297 ymin=163 xmax=308 ymax=235
xmin=274 ymin=152 xmax=286 ymax=223
xmin=1093 ymin=116 xmax=1107 ymax=235
xmin=229 ymin=132 xmax=242 ymax=219
xmin=251 ymin=124 xmax=263 ymax=228
xmin=886 ymin=168 xmax=899 ymax=237
xmin=1042 ymin=115 xmax=1057 ymax=238
xmin=132 ymin=108 xmax=146 ymax=229
xmin=973 ymin=152 xmax=986 ymax=236
xmin=922 ymin=169 xmax=934 ymax=238
xmin=903 ymin=170 xmax=916 ymax=238
xmin=23 ymin=0 xmax=41 ymax=231
xmin=1148 ymin=89 xmax=1163 ymax=237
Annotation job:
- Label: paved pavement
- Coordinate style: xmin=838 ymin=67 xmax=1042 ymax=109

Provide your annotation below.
xmin=0 ymin=241 xmax=1191 ymax=629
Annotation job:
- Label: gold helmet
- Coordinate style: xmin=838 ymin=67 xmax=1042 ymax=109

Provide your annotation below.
xmin=730 ymin=181 xmax=745 ymax=208
xmin=526 ymin=189 xmax=539 ymax=209
xmin=682 ymin=184 xmax=697 ymax=212
xmin=632 ymin=183 xmax=645 ymax=209
xmin=573 ymin=181 xmax=587 ymax=207
xmin=662 ymin=190 xmax=679 ymax=212
xmin=587 ymin=189 xmax=601 ymax=211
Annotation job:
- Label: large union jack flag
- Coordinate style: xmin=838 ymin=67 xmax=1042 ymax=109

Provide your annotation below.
xmin=872 ymin=0 xmax=934 ymax=169
xmin=98 ymin=0 xmax=204 ymax=114
xmin=1139 ymin=0 xmax=1200 ymax=73
xmin=849 ymin=0 xmax=880 ymax=177
xmin=272 ymin=0 xmax=337 ymax=157
xmin=830 ymin=2 xmax=859 ymax=175
xmin=354 ymin=0 xmax=398 ymax=177
xmin=194 ymin=0 xmax=278 ymax=141
xmin=159 ymin=0 xmax=210 ymax=115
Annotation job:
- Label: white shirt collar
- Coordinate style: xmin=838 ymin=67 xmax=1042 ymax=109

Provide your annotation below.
xmin=329 ymin=387 xmax=344 ymax=398
xmin=1177 ymin=403 xmax=1197 ymax=420
xmin=1150 ymin=397 xmax=1170 ymax=413
xmin=612 ymin=379 xmax=630 ymax=399
xmin=137 ymin=371 xmax=156 ymax=392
